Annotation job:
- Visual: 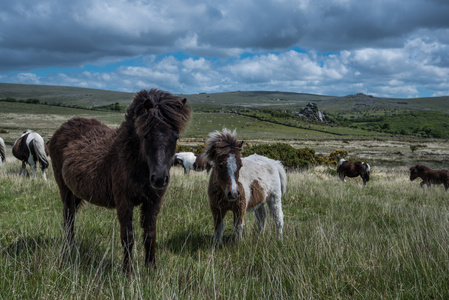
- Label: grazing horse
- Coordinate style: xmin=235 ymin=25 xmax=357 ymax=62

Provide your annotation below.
xmin=174 ymin=152 xmax=212 ymax=174
xmin=12 ymin=130 xmax=49 ymax=180
xmin=337 ymin=158 xmax=370 ymax=185
xmin=409 ymin=164 xmax=449 ymax=191
xmin=49 ymin=89 xmax=191 ymax=272
xmin=205 ymin=128 xmax=286 ymax=246
xmin=0 ymin=137 xmax=5 ymax=166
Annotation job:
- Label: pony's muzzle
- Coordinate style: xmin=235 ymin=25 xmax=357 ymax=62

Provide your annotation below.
xmin=150 ymin=174 xmax=169 ymax=189
xmin=226 ymin=189 xmax=240 ymax=201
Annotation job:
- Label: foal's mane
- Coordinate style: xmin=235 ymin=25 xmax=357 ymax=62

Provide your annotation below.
xmin=205 ymin=128 xmax=242 ymax=162
xmin=126 ymin=89 xmax=191 ymax=136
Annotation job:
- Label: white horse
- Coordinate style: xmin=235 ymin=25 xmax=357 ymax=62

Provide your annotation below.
xmin=205 ymin=128 xmax=286 ymax=246
xmin=12 ymin=130 xmax=49 ymax=180
xmin=174 ymin=152 xmax=197 ymax=174
xmin=0 ymin=137 xmax=5 ymax=167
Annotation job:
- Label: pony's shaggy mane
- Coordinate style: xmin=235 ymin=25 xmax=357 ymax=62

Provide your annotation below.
xmin=205 ymin=128 xmax=242 ymax=162
xmin=126 ymin=89 xmax=191 ymax=136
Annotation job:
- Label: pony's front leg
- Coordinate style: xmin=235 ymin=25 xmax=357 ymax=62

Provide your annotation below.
xmin=117 ymin=205 xmax=135 ymax=274
xmin=211 ymin=208 xmax=226 ymax=246
xmin=141 ymin=199 xmax=163 ymax=269
xmin=62 ymin=189 xmax=81 ymax=244
xmin=339 ymin=173 xmax=346 ymax=182
xmin=233 ymin=210 xmax=245 ymax=242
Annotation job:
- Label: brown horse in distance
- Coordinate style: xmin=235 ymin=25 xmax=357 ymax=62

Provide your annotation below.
xmin=337 ymin=159 xmax=371 ymax=185
xmin=193 ymin=153 xmax=212 ymax=173
xmin=409 ymin=164 xmax=449 ymax=191
xmin=49 ymin=89 xmax=191 ymax=273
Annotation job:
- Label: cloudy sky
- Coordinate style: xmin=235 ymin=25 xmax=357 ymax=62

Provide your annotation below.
xmin=1 ymin=0 xmax=449 ymax=98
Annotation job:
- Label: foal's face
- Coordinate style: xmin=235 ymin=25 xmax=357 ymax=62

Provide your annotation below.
xmin=215 ymin=152 xmax=243 ymax=201
xmin=143 ymin=125 xmax=179 ymax=189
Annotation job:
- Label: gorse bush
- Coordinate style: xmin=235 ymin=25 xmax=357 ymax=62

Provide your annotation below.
xmin=179 ymin=141 xmax=350 ymax=170
xmin=321 ymin=150 xmax=349 ymax=166
xmin=176 ymin=143 xmax=206 ymax=154
xmin=243 ymin=142 xmax=323 ymax=169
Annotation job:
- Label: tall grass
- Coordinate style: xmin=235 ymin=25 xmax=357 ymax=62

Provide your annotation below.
xmin=1 ymin=161 xmax=449 ymax=299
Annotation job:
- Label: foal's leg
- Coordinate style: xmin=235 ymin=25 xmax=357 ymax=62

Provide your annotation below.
xmin=254 ymin=205 xmax=267 ymax=234
xmin=117 ymin=204 xmax=135 ymax=273
xmin=233 ymin=209 xmax=245 ymax=242
xmin=211 ymin=208 xmax=226 ymax=246
xmin=267 ymin=195 xmax=284 ymax=239
xmin=141 ymin=198 xmax=163 ymax=269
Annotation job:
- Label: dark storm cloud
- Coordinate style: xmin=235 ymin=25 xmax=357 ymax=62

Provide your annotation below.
xmin=2 ymin=0 xmax=448 ymax=71
xmin=1 ymin=0 xmax=449 ymax=97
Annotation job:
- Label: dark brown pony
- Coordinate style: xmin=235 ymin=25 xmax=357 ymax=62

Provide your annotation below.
xmin=337 ymin=159 xmax=371 ymax=185
xmin=193 ymin=153 xmax=212 ymax=173
xmin=12 ymin=130 xmax=49 ymax=180
xmin=49 ymin=89 xmax=191 ymax=272
xmin=409 ymin=164 xmax=449 ymax=191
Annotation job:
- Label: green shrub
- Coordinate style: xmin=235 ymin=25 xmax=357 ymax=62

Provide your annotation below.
xmin=243 ymin=143 xmax=322 ymax=169
xmin=176 ymin=143 xmax=207 ymax=154
xmin=321 ymin=150 xmax=349 ymax=166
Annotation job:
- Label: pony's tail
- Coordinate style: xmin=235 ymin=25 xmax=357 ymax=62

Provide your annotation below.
xmin=33 ymin=134 xmax=49 ymax=169
xmin=0 ymin=137 xmax=5 ymax=165
xmin=365 ymin=163 xmax=371 ymax=174
xmin=276 ymin=161 xmax=287 ymax=196
xmin=364 ymin=162 xmax=371 ymax=182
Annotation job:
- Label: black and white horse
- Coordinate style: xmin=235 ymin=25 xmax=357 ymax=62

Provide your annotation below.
xmin=12 ymin=130 xmax=49 ymax=180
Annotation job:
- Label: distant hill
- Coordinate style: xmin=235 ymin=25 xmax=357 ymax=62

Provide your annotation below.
xmin=1 ymin=83 xmax=449 ymax=139
xmin=0 ymin=83 xmax=134 ymax=107
xmin=2 ymin=83 xmax=448 ymax=114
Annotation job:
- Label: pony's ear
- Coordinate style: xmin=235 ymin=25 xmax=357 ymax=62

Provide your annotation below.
xmin=182 ymin=98 xmax=187 ymax=105
xmin=144 ymin=99 xmax=154 ymax=110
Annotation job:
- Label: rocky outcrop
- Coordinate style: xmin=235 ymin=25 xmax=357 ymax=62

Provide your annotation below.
xmin=292 ymin=102 xmax=327 ymax=122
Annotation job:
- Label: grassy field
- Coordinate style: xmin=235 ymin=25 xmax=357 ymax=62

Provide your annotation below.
xmin=1 ymin=158 xmax=449 ymax=299
xmin=0 ymin=101 xmax=381 ymax=146
xmin=1 ymin=83 xmax=449 ymax=298
xmin=2 ymin=83 xmax=449 ymax=141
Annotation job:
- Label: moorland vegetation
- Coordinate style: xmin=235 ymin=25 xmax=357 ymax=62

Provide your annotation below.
xmin=1 ymin=84 xmax=449 ymax=298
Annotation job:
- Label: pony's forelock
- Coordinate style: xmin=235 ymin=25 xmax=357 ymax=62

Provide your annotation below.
xmin=127 ymin=89 xmax=191 ymax=136
xmin=205 ymin=128 xmax=241 ymax=162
